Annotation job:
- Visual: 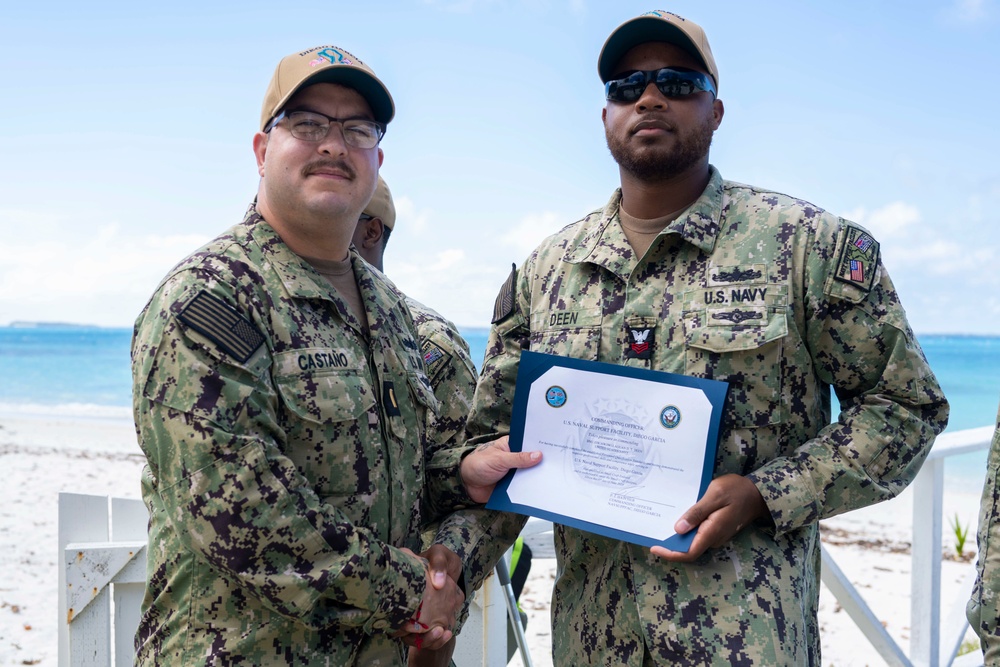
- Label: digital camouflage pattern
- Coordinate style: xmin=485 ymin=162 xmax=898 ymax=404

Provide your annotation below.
xmin=131 ymin=204 xmax=476 ymax=666
xmin=467 ymin=167 xmax=949 ymax=666
xmin=406 ymin=298 xmax=526 ymax=623
xmin=967 ymin=402 xmax=1000 ymax=662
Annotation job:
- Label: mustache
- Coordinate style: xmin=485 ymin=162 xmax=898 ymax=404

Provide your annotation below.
xmin=302 ymin=159 xmax=356 ymax=179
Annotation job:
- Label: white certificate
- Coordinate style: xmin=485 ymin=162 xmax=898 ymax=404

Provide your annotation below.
xmin=486 ymin=351 xmax=728 ymax=551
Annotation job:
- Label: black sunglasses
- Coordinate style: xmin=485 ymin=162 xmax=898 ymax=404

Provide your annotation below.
xmin=605 ymin=67 xmax=717 ymax=103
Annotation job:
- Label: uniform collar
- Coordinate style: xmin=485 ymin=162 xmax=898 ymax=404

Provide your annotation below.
xmin=564 ymin=166 xmax=725 ymax=269
xmin=238 ymin=204 xmax=406 ymax=323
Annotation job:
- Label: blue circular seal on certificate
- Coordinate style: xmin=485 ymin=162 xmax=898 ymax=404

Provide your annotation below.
xmin=545 ymin=386 xmax=567 ymax=408
xmin=660 ymin=406 xmax=681 ymax=429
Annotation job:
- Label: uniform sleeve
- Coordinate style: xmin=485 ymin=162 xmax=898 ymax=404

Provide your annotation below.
xmin=133 ymin=274 xmax=427 ymax=631
xmin=465 ymin=261 xmax=532 ymax=445
xmin=968 ymin=406 xmax=1000 ymax=661
xmin=414 ymin=315 xmax=527 ymax=600
xmin=451 ymin=262 xmax=534 ymax=569
xmin=748 ymin=221 xmax=950 ymax=534
xmin=419 ymin=320 xmax=481 ymax=521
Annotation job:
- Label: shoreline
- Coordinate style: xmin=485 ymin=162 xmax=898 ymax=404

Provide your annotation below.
xmin=0 ymin=415 xmax=987 ymax=667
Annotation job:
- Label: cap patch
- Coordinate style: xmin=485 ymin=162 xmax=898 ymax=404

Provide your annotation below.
xmin=421 ymin=339 xmax=451 ymax=384
xmin=492 ymin=263 xmax=518 ymax=324
xmin=835 ymin=225 xmax=880 ymax=291
xmin=311 ymin=47 xmax=353 ymax=68
xmin=178 ymin=291 xmax=265 ymax=363
xmin=644 ymin=10 xmax=683 ymax=21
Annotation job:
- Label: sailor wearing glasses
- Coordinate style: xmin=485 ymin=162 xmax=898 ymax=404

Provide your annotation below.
xmin=131 ymin=45 xmax=538 ymax=666
xmin=466 ymin=11 xmax=948 ymax=665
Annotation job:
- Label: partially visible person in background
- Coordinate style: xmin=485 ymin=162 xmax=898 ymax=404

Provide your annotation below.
xmin=353 ymin=177 xmax=527 ymax=666
xmin=968 ymin=402 xmax=1000 ymax=663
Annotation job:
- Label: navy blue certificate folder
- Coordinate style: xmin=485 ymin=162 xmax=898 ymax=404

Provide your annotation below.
xmin=486 ymin=350 xmax=729 ymax=552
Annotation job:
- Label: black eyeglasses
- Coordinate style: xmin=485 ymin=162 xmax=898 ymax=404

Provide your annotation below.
xmin=265 ymin=110 xmax=385 ymax=149
xmin=605 ymin=67 xmax=716 ymax=103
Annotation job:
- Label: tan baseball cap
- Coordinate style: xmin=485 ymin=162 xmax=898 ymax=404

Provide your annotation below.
xmin=598 ymin=10 xmax=719 ymax=90
xmin=260 ymin=45 xmax=395 ymax=131
xmin=362 ymin=176 xmax=396 ymax=230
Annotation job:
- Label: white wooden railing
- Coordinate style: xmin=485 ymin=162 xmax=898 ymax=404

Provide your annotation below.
xmin=821 ymin=425 xmax=994 ymax=667
xmin=59 ymin=426 xmax=993 ymax=667
xmin=56 ymin=493 xmax=508 ymax=666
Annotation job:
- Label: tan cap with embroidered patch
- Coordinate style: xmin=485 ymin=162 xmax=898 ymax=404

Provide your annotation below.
xmin=260 ymin=45 xmax=394 ymax=131
xmin=598 ymin=10 xmax=719 ymax=90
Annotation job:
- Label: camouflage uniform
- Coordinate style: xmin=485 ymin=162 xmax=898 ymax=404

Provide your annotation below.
xmin=968 ymin=403 xmax=1000 ymax=662
xmin=406 ymin=297 xmax=524 ymax=624
xmin=131 ymin=205 xmax=476 ymax=666
xmin=468 ymin=167 xmax=949 ymax=665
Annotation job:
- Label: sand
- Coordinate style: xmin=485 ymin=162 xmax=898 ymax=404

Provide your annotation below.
xmin=0 ymin=414 xmax=986 ymax=667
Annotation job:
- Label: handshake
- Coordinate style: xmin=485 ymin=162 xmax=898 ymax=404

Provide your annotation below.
xmin=396 ymin=544 xmax=466 ymax=652
xmin=397 ymin=436 xmax=543 ymax=657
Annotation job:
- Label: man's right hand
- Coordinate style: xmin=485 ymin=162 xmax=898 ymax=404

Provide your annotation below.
xmin=396 ymin=549 xmax=465 ymax=651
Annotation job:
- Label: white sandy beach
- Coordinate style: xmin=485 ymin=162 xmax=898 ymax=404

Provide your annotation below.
xmin=0 ymin=413 xmax=987 ymax=667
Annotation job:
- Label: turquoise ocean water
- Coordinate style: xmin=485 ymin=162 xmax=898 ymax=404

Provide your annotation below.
xmin=1 ymin=325 xmax=996 ymax=488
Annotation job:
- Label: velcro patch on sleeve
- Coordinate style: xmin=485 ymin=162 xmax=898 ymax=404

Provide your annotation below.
xmin=421 ymin=338 xmax=452 ymax=384
xmin=491 ymin=263 xmax=517 ymax=324
xmin=178 ymin=291 xmax=265 ymax=363
xmin=834 ymin=225 xmax=880 ymax=292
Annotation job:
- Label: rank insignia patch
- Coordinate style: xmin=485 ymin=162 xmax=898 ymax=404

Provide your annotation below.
xmin=178 ymin=291 xmax=265 ymax=363
xmin=624 ymin=324 xmax=655 ymax=360
xmin=382 ymin=381 xmax=401 ymax=416
xmin=421 ymin=339 xmax=451 ymax=384
xmin=835 ymin=225 xmax=880 ymax=291
xmin=492 ymin=263 xmax=517 ymax=324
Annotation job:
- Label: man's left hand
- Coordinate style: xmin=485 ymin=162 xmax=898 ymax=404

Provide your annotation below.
xmin=650 ymin=474 xmax=771 ymax=562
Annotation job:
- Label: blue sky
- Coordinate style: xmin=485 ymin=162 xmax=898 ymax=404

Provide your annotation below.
xmin=1 ymin=0 xmax=998 ymax=334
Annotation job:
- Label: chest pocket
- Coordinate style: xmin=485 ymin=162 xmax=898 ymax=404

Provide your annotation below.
xmin=682 ymin=284 xmax=789 ymax=428
xmin=273 ymin=350 xmax=377 ymax=498
xmin=385 ymin=370 xmax=437 ymax=443
xmin=528 ymin=309 xmax=603 ymax=361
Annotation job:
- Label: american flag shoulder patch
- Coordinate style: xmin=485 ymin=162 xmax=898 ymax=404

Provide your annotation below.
xmin=492 ymin=263 xmax=517 ymax=324
xmin=835 ymin=224 xmax=879 ymax=291
xmin=177 ymin=291 xmax=265 ymax=363
xmin=421 ymin=338 xmax=451 ymax=383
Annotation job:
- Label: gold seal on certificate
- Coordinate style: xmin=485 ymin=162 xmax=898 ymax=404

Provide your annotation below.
xmin=487 ymin=351 xmax=728 ymax=551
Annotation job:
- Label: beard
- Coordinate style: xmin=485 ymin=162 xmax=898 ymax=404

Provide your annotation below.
xmin=606 ymin=116 xmax=714 ymax=182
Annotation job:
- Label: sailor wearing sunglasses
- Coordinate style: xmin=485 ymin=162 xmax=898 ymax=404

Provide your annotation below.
xmin=466 ymin=10 xmax=948 ymax=666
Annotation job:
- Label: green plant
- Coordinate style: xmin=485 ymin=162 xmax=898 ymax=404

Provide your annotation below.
xmin=958 ymin=637 xmax=980 ymax=656
xmin=950 ymin=513 xmax=970 ymax=557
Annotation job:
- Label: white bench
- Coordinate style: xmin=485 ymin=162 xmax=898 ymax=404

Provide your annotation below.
xmin=57 ymin=492 xmax=514 ymax=666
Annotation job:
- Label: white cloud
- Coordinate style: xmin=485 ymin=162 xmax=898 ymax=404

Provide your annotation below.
xmin=391 ymin=248 xmax=508 ymax=327
xmin=0 ymin=219 xmax=210 ymax=326
xmin=393 ymin=195 xmax=431 ymax=234
xmin=501 ymin=211 xmax=570 ymax=257
xmin=844 ymin=201 xmax=921 ymax=239
xmin=951 ymin=0 xmax=990 ymax=21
